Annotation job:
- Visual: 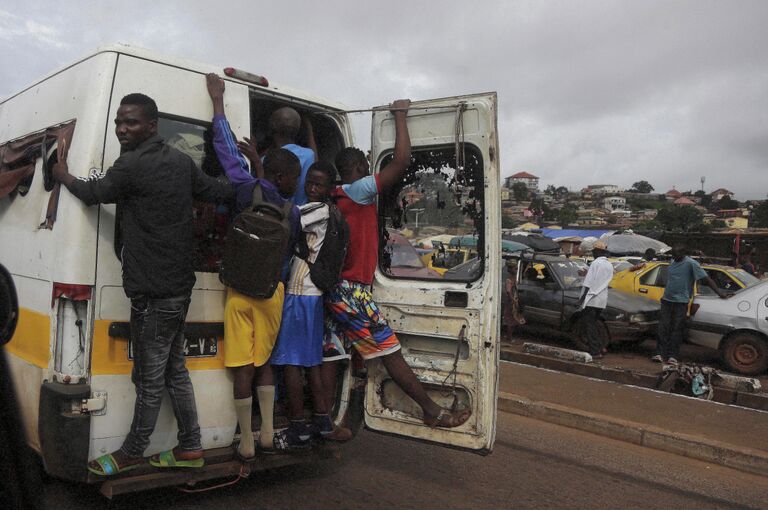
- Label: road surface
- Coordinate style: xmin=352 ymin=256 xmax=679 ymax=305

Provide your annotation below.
xmin=43 ymin=412 xmax=768 ymax=509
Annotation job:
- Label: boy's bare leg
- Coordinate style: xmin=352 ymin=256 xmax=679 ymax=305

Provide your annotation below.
xmin=307 ymin=365 xmax=328 ymax=414
xmin=284 ymin=365 xmax=307 ymax=419
xmin=233 ymin=364 xmax=255 ymax=399
xmin=232 ymin=364 xmax=256 ymax=458
xmin=320 ymin=360 xmax=340 ymax=413
xmin=380 ymin=350 xmax=470 ymax=427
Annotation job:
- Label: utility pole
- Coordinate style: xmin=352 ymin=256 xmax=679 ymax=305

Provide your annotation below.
xmin=700 ymin=176 xmax=706 ymax=192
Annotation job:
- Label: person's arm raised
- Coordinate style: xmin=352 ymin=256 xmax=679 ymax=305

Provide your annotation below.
xmin=206 ymin=73 xmax=225 ymax=117
xmin=377 ymin=99 xmax=411 ymax=192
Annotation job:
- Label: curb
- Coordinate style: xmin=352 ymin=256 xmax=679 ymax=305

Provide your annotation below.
xmin=500 ymin=348 xmax=768 ymax=412
xmin=498 ymin=391 xmax=768 ymax=477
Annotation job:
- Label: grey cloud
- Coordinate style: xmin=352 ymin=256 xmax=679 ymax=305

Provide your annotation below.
xmin=1 ymin=0 xmax=767 ymax=198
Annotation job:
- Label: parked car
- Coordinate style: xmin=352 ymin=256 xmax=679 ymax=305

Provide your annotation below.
xmin=428 ymin=235 xmax=527 ymax=275
xmin=687 ymin=280 xmax=768 ymax=375
xmin=515 ymin=254 xmax=659 ymax=350
xmin=611 ymin=261 xmax=759 ymax=302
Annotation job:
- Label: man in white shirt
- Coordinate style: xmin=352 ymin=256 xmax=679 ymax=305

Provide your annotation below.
xmin=578 ymin=241 xmax=614 ymax=358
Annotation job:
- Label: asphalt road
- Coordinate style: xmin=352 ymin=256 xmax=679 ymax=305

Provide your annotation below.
xmin=43 ymin=412 xmax=768 ymax=509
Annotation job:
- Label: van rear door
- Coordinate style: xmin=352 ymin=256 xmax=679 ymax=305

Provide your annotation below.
xmin=366 ymin=93 xmax=500 ymax=452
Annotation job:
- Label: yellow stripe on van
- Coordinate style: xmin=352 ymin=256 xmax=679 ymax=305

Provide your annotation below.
xmin=6 ymin=308 xmax=50 ymax=368
xmin=90 ymin=320 xmax=226 ymax=375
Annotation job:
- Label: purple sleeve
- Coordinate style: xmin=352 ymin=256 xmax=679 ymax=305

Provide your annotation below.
xmin=212 ymin=114 xmax=255 ymax=188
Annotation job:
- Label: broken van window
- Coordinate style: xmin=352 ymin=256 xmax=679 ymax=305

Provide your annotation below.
xmin=0 ymin=121 xmax=76 ymax=199
xmin=378 ymin=145 xmax=484 ymax=282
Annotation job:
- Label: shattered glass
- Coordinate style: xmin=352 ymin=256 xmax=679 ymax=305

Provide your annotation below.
xmin=378 ymin=145 xmax=484 ymax=281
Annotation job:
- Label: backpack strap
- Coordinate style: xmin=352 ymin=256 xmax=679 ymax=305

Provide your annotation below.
xmin=251 ymin=181 xmax=264 ymax=208
xmin=295 ymin=230 xmax=310 ymax=261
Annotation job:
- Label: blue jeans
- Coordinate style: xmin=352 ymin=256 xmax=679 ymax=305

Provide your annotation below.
xmin=120 ymin=294 xmax=202 ymax=457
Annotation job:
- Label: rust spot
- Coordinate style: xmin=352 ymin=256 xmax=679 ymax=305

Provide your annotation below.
xmin=489 ymin=146 xmax=495 ymax=162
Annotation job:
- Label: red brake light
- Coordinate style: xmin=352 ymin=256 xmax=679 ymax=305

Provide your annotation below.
xmin=223 ymin=67 xmax=269 ymax=87
xmin=52 ymin=283 xmax=92 ymax=307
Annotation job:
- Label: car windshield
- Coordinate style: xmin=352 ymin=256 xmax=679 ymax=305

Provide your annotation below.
xmin=729 ymin=269 xmax=760 ymax=288
xmin=549 ymin=259 xmax=586 ymax=288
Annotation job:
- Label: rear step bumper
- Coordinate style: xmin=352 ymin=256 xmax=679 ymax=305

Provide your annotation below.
xmin=95 ymin=443 xmax=341 ymax=498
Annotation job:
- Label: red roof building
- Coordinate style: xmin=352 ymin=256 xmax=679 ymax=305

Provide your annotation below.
xmin=666 ymin=188 xmax=682 ymax=198
xmin=504 ymin=171 xmax=540 ymax=193
xmin=674 ymin=196 xmax=695 ymax=206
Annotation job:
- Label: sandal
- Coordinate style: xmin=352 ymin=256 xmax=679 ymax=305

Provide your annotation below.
xmin=149 ymin=449 xmax=204 ymax=469
xmin=87 ymin=453 xmax=142 ymax=477
xmin=423 ymin=408 xmax=471 ymax=429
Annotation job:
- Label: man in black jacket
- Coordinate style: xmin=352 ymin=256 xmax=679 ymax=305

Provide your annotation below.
xmin=54 ymin=93 xmax=233 ymax=475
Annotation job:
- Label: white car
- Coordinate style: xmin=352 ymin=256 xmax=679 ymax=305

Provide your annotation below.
xmin=688 ymin=279 xmax=768 ymax=375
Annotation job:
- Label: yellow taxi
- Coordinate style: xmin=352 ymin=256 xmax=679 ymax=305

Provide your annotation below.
xmin=610 ymin=261 xmax=759 ymax=302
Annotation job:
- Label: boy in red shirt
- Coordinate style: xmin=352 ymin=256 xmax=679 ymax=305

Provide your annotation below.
xmin=323 ymin=99 xmax=470 ymax=429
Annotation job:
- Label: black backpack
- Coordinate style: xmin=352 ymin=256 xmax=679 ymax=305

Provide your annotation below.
xmin=219 ymin=183 xmax=293 ymax=299
xmin=296 ymin=202 xmax=349 ymax=293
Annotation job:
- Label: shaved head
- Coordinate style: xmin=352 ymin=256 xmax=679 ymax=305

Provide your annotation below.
xmin=269 ymin=107 xmax=301 ymax=139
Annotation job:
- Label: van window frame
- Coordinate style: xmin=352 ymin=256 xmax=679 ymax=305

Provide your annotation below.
xmin=376 ymin=143 xmax=486 ymax=283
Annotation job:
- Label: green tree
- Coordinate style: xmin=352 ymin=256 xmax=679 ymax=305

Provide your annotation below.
xmin=502 ymin=215 xmax=518 ymax=229
xmin=656 ymin=205 xmax=704 ymax=232
xmin=694 ymin=190 xmax=712 ymax=208
xmin=715 ymin=195 xmax=739 ymax=211
xmin=630 ymin=180 xmax=654 ymax=193
xmin=544 ymin=185 xmax=557 ymax=196
xmin=751 ymin=201 xmax=768 ymax=228
xmin=557 ymin=204 xmax=579 ymax=226
xmin=555 ymin=186 xmax=570 ymax=199
xmin=511 ymin=182 xmax=529 ymax=202
xmin=710 ymin=219 xmax=727 ymax=229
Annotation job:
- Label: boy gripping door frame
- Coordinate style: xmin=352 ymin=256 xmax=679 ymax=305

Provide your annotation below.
xmin=367 ymin=93 xmax=500 ymax=452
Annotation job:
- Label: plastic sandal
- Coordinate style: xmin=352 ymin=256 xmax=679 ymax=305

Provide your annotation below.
xmin=87 ymin=453 xmax=141 ymax=476
xmin=149 ymin=449 xmax=204 ymax=469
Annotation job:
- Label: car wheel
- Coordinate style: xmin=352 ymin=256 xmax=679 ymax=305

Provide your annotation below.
xmin=573 ymin=316 xmax=609 ymax=353
xmin=721 ymin=332 xmax=768 ymax=376
xmin=0 ymin=263 xmax=19 ymax=345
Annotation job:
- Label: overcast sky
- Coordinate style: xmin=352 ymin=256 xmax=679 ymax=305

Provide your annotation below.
xmin=2 ymin=1 xmax=767 ymax=199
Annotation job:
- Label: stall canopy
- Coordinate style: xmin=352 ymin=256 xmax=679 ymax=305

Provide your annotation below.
xmin=540 ymin=228 xmax=615 ymax=239
xmin=503 ymin=233 xmax=561 ymax=253
xmin=604 ymin=233 xmax=671 ymax=255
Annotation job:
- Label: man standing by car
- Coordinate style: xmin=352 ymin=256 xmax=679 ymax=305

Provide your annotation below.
xmin=654 ymin=245 xmax=728 ymax=364
xmin=578 ymin=241 xmax=613 ymax=358
xmin=54 ymin=93 xmax=234 ymax=475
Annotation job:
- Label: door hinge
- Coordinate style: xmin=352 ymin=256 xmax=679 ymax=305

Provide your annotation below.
xmin=80 ymin=390 xmax=107 ymax=416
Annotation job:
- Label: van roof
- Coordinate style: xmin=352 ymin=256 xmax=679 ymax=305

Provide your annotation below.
xmin=2 ymin=44 xmax=350 ymax=112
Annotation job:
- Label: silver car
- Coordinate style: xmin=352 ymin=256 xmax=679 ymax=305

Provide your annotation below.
xmin=688 ymin=279 xmax=768 ymax=375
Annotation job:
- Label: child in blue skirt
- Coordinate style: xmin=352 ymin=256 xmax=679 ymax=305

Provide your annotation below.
xmin=270 ymin=161 xmax=351 ymax=449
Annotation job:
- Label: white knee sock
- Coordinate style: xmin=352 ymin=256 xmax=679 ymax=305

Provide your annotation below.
xmin=256 ymin=385 xmax=275 ymax=448
xmin=234 ymin=397 xmax=255 ymax=458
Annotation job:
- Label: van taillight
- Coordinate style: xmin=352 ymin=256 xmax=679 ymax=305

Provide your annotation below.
xmin=223 ymin=67 xmax=269 ymax=87
xmin=690 ymin=303 xmax=700 ymax=316
xmin=52 ymin=283 xmax=92 ymax=382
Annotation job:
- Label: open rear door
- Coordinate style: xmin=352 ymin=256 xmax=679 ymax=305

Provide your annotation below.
xmin=367 ymin=93 xmax=500 ymax=452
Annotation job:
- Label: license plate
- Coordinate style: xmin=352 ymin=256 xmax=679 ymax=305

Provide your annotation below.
xmin=128 ymin=336 xmax=218 ymax=359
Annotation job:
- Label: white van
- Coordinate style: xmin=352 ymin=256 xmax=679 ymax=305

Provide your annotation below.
xmin=0 ymin=45 xmax=501 ymax=495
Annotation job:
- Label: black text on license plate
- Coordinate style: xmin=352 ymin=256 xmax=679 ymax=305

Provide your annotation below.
xmin=128 ymin=336 xmax=218 ymax=359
